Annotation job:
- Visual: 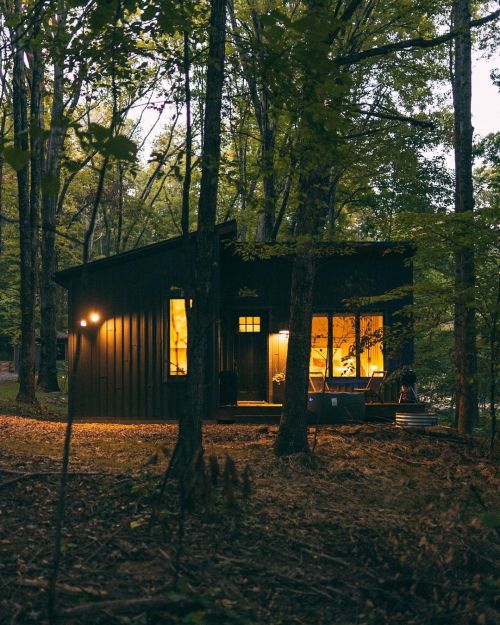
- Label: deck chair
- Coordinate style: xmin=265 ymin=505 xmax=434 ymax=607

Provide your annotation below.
xmin=309 ymin=372 xmax=326 ymax=393
xmin=354 ymin=370 xmax=387 ymax=403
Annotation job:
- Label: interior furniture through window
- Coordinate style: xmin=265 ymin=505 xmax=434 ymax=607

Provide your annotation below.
xmin=310 ymin=313 xmax=384 ymax=378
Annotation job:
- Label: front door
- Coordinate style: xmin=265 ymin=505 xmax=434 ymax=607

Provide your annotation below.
xmin=234 ymin=313 xmax=267 ymax=401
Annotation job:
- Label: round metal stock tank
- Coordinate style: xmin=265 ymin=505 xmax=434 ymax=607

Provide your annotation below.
xmin=395 ymin=413 xmax=438 ymax=428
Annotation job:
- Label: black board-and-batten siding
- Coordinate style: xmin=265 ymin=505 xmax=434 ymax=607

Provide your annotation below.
xmin=56 ymin=222 xmax=414 ymax=421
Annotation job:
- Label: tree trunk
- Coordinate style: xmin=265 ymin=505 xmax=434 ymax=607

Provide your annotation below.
xmin=178 ymin=0 xmax=226 ymax=471
xmin=451 ymin=0 xmax=479 ymax=434
xmin=274 ymin=251 xmax=315 ymax=455
xmin=0 ymin=110 xmax=5 ymax=255
xmin=489 ymin=275 xmax=499 ymax=454
xmin=274 ymin=161 xmax=328 ymax=456
xmin=38 ymin=4 xmax=68 ymax=392
xmin=255 ymin=115 xmax=276 ymax=241
xmin=12 ymin=0 xmax=37 ymax=403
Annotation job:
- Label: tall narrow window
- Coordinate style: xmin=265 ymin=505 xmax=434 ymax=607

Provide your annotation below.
xmin=169 ymin=299 xmax=188 ymax=376
xmin=310 ymin=316 xmax=329 ymax=374
xmin=333 ymin=315 xmax=356 ymax=377
xmin=359 ymin=315 xmax=384 ymax=376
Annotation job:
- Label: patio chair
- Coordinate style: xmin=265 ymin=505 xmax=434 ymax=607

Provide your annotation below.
xmin=309 ymin=372 xmax=327 ymax=393
xmin=354 ymin=370 xmax=387 ymax=403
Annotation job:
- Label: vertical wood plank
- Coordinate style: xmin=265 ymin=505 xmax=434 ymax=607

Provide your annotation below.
xmin=115 ymin=313 xmax=123 ymax=419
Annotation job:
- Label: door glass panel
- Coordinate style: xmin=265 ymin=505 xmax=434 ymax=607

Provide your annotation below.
xmin=359 ymin=314 xmax=384 ymax=376
xmin=239 ymin=316 xmax=261 ymax=332
xmin=310 ymin=316 xmax=328 ymax=375
xmin=333 ymin=315 xmax=356 ymax=377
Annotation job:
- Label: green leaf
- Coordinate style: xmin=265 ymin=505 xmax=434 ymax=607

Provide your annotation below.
xmin=106 ymin=135 xmax=138 ymax=162
xmin=88 ymin=123 xmax=109 ymax=144
xmin=3 ymin=146 xmax=30 ymax=172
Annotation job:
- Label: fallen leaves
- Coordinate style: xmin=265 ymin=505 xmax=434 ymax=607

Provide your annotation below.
xmin=0 ymin=416 xmax=498 ymax=625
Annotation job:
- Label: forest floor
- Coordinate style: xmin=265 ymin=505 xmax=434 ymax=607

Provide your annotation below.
xmin=0 ymin=411 xmax=498 ymax=625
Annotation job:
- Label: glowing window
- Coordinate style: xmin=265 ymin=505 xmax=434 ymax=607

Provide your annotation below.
xmin=309 ymin=313 xmax=384 ymax=378
xmin=310 ymin=316 xmax=328 ymax=374
xmin=238 ymin=316 xmax=261 ymax=333
xmin=333 ymin=315 xmax=356 ymax=377
xmin=169 ymin=299 xmax=188 ymax=376
xmin=359 ymin=315 xmax=384 ymax=376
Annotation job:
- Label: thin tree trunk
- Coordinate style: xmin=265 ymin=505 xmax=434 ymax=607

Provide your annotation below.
xmin=12 ymin=0 xmax=37 ymax=403
xmin=115 ymin=163 xmax=124 ymax=253
xmin=451 ymin=0 xmax=478 ymax=434
xmin=489 ymin=275 xmax=499 ymax=454
xmin=178 ymin=0 xmax=226 ymax=472
xmin=181 ymin=30 xmax=192 ymax=237
xmin=0 ymin=109 xmax=6 ymax=255
xmin=38 ymin=2 xmax=68 ymax=392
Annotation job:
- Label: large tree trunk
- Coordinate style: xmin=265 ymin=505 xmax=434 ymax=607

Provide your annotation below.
xmin=451 ymin=0 xmax=478 ymax=434
xmin=274 ymin=251 xmax=315 ymax=455
xmin=178 ymin=0 xmax=226 ymax=471
xmin=274 ymin=162 xmax=327 ymax=456
xmin=12 ymin=0 xmax=37 ymax=403
xmin=38 ymin=5 xmax=67 ymax=392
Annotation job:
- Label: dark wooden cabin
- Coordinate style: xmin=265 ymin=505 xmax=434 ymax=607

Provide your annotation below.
xmin=55 ymin=221 xmax=414 ymax=421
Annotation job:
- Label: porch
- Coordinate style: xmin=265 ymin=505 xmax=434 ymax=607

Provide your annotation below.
xmin=216 ymin=399 xmax=429 ymax=424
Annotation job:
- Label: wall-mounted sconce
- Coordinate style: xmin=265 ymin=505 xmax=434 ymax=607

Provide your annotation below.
xmin=79 ymin=311 xmax=101 ymax=328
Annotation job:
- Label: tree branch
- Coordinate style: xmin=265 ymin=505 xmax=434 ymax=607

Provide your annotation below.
xmin=334 ymin=9 xmax=500 ymax=66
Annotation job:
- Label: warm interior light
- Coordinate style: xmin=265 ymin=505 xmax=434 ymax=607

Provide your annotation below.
xmin=80 ymin=319 xmax=87 ymax=327
xmin=90 ymin=312 xmax=100 ymax=323
xmin=279 ymin=330 xmax=289 ymax=337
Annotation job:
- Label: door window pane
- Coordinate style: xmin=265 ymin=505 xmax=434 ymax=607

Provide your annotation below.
xmin=239 ymin=316 xmax=261 ymax=332
xmin=170 ymin=299 xmax=188 ymax=375
xmin=359 ymin=315 xmax=384 ymax=376
xmin=310 ymin=316 xmax=328 ymax=374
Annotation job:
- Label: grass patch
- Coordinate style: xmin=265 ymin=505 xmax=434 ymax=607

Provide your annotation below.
xmin=0 ymin=378 xmax=68 ymax=419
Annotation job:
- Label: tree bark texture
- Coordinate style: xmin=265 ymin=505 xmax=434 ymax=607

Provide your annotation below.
xmin=451 ymin=0 xmax=479 ymax=434
xmin=38 ymin=5 xmax=67 ymax=392
xmin=12 ymin=0 xmax=37 ymax=403
xmin=274 ymin=252 xmax=315 ymax=455
xmin=274 ymin=161 xmax=328 ymax=456
xmin=179 ymin=0 xmax=226 ymax=471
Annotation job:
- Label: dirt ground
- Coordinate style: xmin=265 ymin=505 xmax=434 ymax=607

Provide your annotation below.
xmin=0 ymin=415 xmax=498 ymax=625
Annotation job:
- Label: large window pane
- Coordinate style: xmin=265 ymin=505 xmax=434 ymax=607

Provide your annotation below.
xmin=333 ymin=315 xmax=356 ymax=376
xmin=169 ymin=299 xmax=188 ymax=375
xmin=359 ymin=314 xmax=384 ymax=376
xmin=310 ymin=316 xmax=328 ymax=374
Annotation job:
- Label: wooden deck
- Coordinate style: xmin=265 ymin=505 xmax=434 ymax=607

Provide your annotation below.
xmin=216 ymin=401 xmax=429 ymax=424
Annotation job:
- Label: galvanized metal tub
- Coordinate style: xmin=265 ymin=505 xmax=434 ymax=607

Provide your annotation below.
xmin=395 ymin=412 xmax=438 ymax=428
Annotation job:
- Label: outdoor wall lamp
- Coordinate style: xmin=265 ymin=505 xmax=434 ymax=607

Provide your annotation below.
xmin=79 ymin=311 xmax=101 ymax=328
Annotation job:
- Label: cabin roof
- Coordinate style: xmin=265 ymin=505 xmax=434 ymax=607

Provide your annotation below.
xmin=54 ymin=220 xmax=238 ymax=286
xmin=55 ymin=219 xmax=415 ymax=288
